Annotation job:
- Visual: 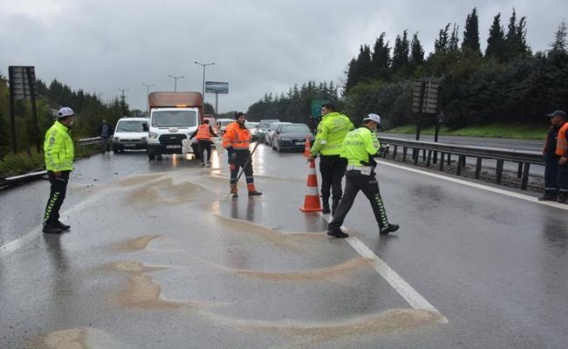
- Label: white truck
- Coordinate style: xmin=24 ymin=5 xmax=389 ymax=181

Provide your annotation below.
xmin=146 ymin=92 xmax=204 ymax=161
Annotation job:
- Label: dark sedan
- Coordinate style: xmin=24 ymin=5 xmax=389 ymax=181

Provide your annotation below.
xmin=271 ymin=123 xmax=315 ymax=152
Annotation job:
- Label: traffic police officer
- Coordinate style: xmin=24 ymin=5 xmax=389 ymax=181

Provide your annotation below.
xmin=308 ymin=103 xmax=354 ymax=214
xmin=42 ymin=107 xmax=76 ymax=234
xmin=327 ymin=113 xmax=399 ymax=238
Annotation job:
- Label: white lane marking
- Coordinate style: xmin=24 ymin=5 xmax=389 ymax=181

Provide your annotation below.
xmin=0 ymin=187 xmax=115 ymax=258
xmin=348 ymin=237 xmax=446 ymax=320
xmin=321 ymin=214 xmax=446 ymax=320
xmin=379 ymin=160 xmax=568 ymax=210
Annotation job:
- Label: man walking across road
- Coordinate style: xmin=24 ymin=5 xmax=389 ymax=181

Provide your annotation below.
xmin=547 ymin=110 xmax=568 ymax=203
xmin=42 ymin=107 xmax=76 ymax=234
xmin=222 ymin=112 xmax=262 ymax=198
xmin=327 ymin=113 xmax=399 ymax=238
xmin=190 ymin=118 xmax=218 ymax=166
xmin=308 ymin=103 xmax=354 ymax=214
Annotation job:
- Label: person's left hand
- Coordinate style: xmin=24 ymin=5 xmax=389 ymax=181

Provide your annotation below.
xmin=560 ymin=156 xmax=567 ymax=166
xmin=307 ymin=154 xmax=316 ymax=162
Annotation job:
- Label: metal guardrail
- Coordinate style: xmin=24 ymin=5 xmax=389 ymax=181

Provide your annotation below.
xmin=0 ymin=137 xmax=102 ymax=189
xmin=379 ymin=137 xmax=544 ymax=190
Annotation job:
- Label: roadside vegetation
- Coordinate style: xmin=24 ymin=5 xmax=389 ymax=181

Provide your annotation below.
xmin=387 ymin=123 xmax=547 ymax=140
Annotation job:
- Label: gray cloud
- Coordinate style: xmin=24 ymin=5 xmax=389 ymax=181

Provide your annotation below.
xmin=1 ymin=0 xmax=565 ymax=113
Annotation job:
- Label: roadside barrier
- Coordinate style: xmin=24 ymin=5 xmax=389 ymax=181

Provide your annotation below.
xmin=299 ymin=159 xmax=322 ymax=212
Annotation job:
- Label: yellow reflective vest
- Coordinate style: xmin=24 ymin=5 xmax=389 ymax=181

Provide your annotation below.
xmin=310 ymin=112 xmax=354 ymax=156
xmin=44 ymin=121 xmax=74 ymax=171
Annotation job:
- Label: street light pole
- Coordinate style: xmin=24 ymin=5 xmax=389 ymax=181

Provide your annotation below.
xmin=194 ymin=61 xmax=215 ymax=97
xmin=142 ymin=83 xmax=154 ymax=114
xmin=168 ymin=75 xmax=184 ymax=92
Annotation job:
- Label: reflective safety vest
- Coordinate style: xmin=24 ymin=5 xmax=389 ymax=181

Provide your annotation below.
xmin=340 ymin=126 xmax=380 ymax=166
xmin=44 ymin=120 xmax=75 ymax=171
xmin=310 ymin=112 xmax=354 ymax=156
xmin=196 ymin=124 xmax=213 ymax=141
xmin=222 ymin=122 xmax=251 ymax=150
xmin=556 ymin=121 xmax=568 ymax=157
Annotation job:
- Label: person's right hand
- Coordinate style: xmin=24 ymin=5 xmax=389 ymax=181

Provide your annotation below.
xmin=230 ymin=152 xmax=237 ymax=162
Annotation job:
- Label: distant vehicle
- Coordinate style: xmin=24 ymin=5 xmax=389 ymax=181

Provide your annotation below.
xmin=216 ymin=118 xmax=234 ymax=135
xmin=265 ymin=121 xmax=291 ymax=147
xmin=271 ymin=123 xmax=315 ymax=152
xmin=112 ymin=117 xmax=149 ymax=153
xmin=257 ymin=119 xmax=280 ymax=144
xmin=245 ymin=121 xmax=259 ymax=142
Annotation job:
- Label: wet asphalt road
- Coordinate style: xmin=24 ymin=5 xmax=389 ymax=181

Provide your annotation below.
xmin=1 ymin=144 xmax=567 ymax=349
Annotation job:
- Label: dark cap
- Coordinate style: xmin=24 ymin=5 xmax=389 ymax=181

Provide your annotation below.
xmin=235 ymin=112 xmax=246 ymax=119
xmin=547 ymin=110 xmax=566 ymax=119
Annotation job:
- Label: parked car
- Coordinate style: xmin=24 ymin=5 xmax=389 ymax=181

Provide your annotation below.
xmin=112 ymin=117 xmax=149 ymax=153
xmin=271 ymin=123 xmax=315 ymax=152
xmin=265 ymin=121 xmax=292 ymax=147
xmin=257 ymin=119 xmax=280 ymax=144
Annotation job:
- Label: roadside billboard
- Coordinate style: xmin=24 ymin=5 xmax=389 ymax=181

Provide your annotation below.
xmin=205 ymin=81 xmax=229 ymax=94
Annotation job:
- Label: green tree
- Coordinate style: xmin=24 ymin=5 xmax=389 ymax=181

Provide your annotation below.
xmin=462 ymin=8 xmax=482 ymax=56
xmin=485 ymin=14 xmax=507 ymax=62
xmin=371 ymin=32 xmax=391 ymax=81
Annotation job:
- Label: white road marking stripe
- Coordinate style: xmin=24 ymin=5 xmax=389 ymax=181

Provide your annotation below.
xmin=321 ymin=214 xmax=446 ymax=320
xmin=379 ymin=160 xmax=568 ymax=210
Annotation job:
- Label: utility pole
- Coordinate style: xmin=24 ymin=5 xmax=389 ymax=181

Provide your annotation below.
xmin=142 ymin=83 xmax=154 ymax=115
xmin=168 ymin=75 xmax=184 ymax=92
xmin=194 ymin=61 xmax=215 ymax=97
xmin=118 ymin=88 xmax=129 ymax=116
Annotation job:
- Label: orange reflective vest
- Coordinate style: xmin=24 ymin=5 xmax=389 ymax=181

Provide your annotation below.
xmin=196 ymin=124 xmax=214 ymax=141
xmin=556 ymin=121 xmax=568 ymax=157
xmin=222 ymin=122 xmax=251 ymax=150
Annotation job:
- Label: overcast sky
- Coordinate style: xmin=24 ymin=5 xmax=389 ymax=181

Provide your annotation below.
xmin=1 ymin=0 xmax=566 ymax=114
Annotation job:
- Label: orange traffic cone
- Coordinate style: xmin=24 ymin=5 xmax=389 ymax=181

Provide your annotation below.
xmin=299 ymin=159 xmax=322 ymax=212
xmin=303 ymin=136 xmax=311 ymax=157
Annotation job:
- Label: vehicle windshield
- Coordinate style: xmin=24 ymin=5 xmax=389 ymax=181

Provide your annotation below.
xmin=280 ymin=124 xmax=311 ymax=133
xmin=152 ymin=110 xmax=197 ymax=127
xmin=116 ymin=120 xmax=147 ymax=132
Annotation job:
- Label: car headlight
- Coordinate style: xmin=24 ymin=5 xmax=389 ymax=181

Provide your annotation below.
xmin=149 ymin=132 xmax=158 ymax=139
xmin=113 ymin=137 xmax=120 ymax=142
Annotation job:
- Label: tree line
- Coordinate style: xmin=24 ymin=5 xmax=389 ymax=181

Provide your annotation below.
xmin=247 ymin=8 xmax=568 ymax=129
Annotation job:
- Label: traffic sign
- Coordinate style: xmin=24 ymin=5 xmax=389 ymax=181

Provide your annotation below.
xmin=9 ymin=66 xmax=39 ymax=100
xmin=311 ymin=100 xmax=328 ymax=118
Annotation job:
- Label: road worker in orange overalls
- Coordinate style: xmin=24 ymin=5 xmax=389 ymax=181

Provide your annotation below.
xmin=222 ymin=112 xmax=262 ymax=198
xmin=190 ymin=119 xmax=218 ymax=166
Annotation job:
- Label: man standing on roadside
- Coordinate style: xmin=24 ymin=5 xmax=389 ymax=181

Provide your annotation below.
xmin=547 ymin=110 xmax=568 ymax=203
xmin=308 ymin=103 xmax=354 ymax=215
xmin=42 ymin=107 xmax=76 ymax=234
xmin=98 ymin=118 xmax=113 ymax=154
xmin=539 ymin=110 xmax=565 ymax=201
xmin=326 ymin=113 xmax=399 ymax=238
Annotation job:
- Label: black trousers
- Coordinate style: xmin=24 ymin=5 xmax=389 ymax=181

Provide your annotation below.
xmin=229 ymin=150 xmax=254 ymax=189
xmin=558 ymin=163 xmax=568 ymax=198
xmin=543 ymin=154 xmax=560 ymax=197
xmin=198 ymin=140 xmax=213 ymax=162
xmin=329 ymin=170 xmax=389 ymax=230
xmin=319 ymin=155 xmax=347 ymax=203
xmin=43 ymin=171 xmax=70 ymax=226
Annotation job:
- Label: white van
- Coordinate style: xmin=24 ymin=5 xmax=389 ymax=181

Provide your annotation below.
xmin=112 ymin=117 xmax=149 ymax=153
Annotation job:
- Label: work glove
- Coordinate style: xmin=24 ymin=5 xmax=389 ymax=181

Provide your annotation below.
xmin=230 ymin=152 xmax=237 ymax=163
